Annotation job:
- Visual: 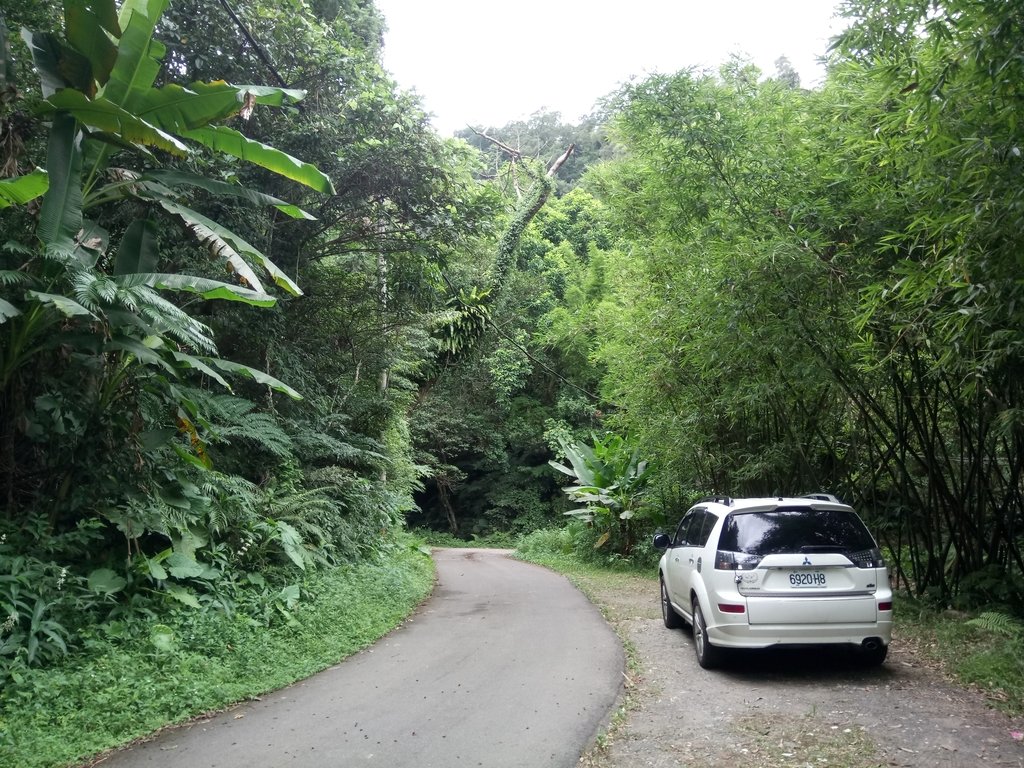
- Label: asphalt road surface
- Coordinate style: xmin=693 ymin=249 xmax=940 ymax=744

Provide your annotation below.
xmin=96 ymin=548 xmax=624 ymax=768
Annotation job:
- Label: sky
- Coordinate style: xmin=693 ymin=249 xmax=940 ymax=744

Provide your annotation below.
xmin=373 ymin=0 xmax=847 ymax=135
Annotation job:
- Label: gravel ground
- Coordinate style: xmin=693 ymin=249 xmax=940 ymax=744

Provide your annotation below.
xmin=574 ymin=573 xmax=1024 ymax=768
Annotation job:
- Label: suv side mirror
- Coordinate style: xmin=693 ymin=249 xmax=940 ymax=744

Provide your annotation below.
xmin=652 ymin=532 xmax=671 ymax=550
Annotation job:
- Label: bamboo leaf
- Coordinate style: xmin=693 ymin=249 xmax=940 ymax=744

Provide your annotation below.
xmin=0 ymin=170 xmax=49 ymax=208
xmin=181 ymin=124 xmax=335 ymax=194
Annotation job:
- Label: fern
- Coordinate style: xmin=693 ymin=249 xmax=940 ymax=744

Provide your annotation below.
xmin=0 ymin=269 xmax=32 ymax=287
xmin=287 ymin=416 xmax=385 ymax=468
xmin=178 ymin=389 xmax=294 ymax=459
xmin=967 ymin=611 xmax=1024 ymax=638
xmin=2 ymin=240 xmax=34 ymax=256
xmin=216 ymin=413 xmax=293 ymax=458
xmin=200 ymin=471 xmax=261 ymax=532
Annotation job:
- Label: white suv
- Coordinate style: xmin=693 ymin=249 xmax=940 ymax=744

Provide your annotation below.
xmin=654 ymin=495 xmax=893 ymax=669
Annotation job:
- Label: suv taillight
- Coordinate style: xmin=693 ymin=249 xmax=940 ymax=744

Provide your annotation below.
xmin=715 ymin=550 xmax=762 ymax=570
xmin=848 ymin=548 xmax=886 ymax=568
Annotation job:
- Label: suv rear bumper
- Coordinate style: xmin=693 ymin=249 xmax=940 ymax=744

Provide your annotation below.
xmin=706 ymin=619 xmax=893 ymax=649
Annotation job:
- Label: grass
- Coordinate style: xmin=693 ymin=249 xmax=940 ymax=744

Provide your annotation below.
xmin=0 ymin=547 xmax=435 ymax=768
xmin=894 ymin=601 xmax=1024 ymax=715
xmin=410 ymin=527 xmax=521 ymax=549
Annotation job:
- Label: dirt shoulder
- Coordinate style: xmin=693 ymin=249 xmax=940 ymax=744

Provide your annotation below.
xmin=568 ymin=569 xmax=1024 ymax=768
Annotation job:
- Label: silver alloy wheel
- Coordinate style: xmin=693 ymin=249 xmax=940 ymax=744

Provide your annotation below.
xmin=694 ymin=601 xmax=707 ymax=656
xmin=692 ymin=599 xmax=722 ymax=669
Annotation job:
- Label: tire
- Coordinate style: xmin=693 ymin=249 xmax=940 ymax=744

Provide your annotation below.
xmin=692 ymin=599 xmax=725 ymax=669
xmin=857 ymin=643 xmax=888 ymax=667
xmin=660 ymin=576 xmax=684 ymax=629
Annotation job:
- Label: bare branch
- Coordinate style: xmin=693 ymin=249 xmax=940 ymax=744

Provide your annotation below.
xmin=546 ymin=143 xmax=575 ymax=178
xmin=468 ymin=125 xmax=523 ymax=160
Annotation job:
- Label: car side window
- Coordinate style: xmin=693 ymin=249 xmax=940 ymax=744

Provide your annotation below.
xmin=674 ymin=509 xmax=708 ymax=546
xmin=672 ymin=512 xmax=695 ymax=546
xmin=695 ymin=512 xmax=716 ymax=547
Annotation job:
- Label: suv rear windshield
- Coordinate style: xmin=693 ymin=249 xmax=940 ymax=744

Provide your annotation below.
xmin=717 ymin=508 xmax=876 ymax=556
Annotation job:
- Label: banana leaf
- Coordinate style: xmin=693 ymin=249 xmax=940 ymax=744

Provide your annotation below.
xmin=0 ymin=170 xmax=48 ymax=208
xmin=41 ymin=90 xmax=189 ymax=156
xmin=102 ymin=0 xmax=169 ymax=109
xmin=115 ymin=272 xmax=277 ymax=307
xmin=141 ymin=170 xmax=315 ymax=220
xmin=157 ymin=199 xmax=303 ymax=296
xmin=181 ymin=124 xmax=335 ymax=194
xmin=204 ymin=357 xmax=302 ymax=400
xmin=138 ymin=81 xmax=307 ymax=131
xmin=0 ymin=298 xmax=21 ymax=323
xmin=36 ymin=114 xmax=83 ymax=250
xmin=65 ymin=0 xmax=119 ymax=86
xmin=20 ymin=29 xmax=93 ymax=97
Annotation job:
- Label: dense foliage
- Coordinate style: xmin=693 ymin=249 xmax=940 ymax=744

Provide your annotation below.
xmin=0 ymin=0 xmax=487 ymax=697
xmin=419 ymin=1 xmax=1024 ymax=612
xmin=567 ymin=1 xmax=1024 ymax=608
xmin=2 ymin=0 xmax=1023 ymax=759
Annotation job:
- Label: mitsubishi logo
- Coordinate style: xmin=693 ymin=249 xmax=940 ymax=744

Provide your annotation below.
xmin=802 ymin=557 xmax=812 ymax=566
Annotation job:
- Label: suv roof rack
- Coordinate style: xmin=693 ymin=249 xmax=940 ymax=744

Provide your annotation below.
xmin=802 ymin=493 xmax=842 ymax=503
xmin=695 ymin=495 xmax=733 ymax=506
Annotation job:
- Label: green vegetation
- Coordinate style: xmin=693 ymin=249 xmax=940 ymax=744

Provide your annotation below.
xmin=0 ymin=546 xmax=433 ymax=768
xmin=410 ymin=527 xmax=520 ymax=550
xmin=896 ymin=604 xmax=1024 ymax=714
xmin=1 ymin=0 xmax=1022 ymax=759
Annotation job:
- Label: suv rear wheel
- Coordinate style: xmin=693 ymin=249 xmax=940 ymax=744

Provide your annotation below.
xmin=856 ymin=642 xmax=888 ymax=667
xmin=693 ymin=599 xmax=724 ymax=669
xmin=660 ymin=576 xmax=684 ymax=629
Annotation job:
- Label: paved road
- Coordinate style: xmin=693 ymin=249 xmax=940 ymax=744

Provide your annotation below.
xmin=98 ymin=548 xmax=623 ymax=768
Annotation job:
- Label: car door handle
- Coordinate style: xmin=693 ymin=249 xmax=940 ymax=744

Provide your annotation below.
xmin=688 ymin=558 xmax=695 ymax=565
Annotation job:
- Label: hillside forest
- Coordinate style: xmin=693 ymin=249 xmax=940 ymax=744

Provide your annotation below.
xmin=1 ymin=0 xmax=1022 ymax=712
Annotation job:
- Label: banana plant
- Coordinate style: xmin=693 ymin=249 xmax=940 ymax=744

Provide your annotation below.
xmin=1 ymin=0 xmax=333 ymax=398
xmin=548 ymin=433 xmax=651 ymax=552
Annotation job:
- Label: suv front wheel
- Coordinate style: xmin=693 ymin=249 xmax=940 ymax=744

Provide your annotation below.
xmin=693 ymin=598 xmax=725 ymax=669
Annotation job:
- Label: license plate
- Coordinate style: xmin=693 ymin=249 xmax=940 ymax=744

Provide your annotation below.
xmin=788 ymin=571 xmax=827 ymax=587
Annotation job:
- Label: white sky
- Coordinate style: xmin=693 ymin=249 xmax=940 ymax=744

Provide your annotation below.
xmin=374 ymin=0 xmax=846 ymax=135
